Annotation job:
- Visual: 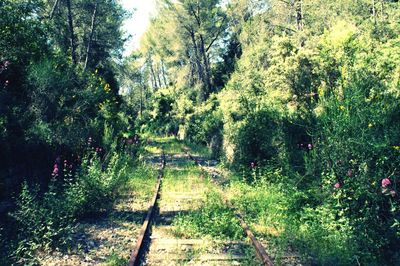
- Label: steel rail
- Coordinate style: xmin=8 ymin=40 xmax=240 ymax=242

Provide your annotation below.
xmin=128 ymin=152 xmax=166 ymax=266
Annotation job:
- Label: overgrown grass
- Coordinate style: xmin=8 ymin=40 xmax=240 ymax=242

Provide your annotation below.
xmin=120 ymin=163 xmax=157 ymax=202
xmin=144 ymin=135 xmax=211 ymax=157
xmin=173 ymin=189 xmax=244 ymax=240
xmin=104 ymin=252 xmax=128 ymax=266
xmin=224 ymin=171 xmax=361 ymax=265
xmin=147 ymin=136 xmax=186 ymax=154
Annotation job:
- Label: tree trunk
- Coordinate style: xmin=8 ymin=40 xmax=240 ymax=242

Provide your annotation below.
xmin=149 ymin=57 xmax=158 ymax=89
xmin=66 ymin=0 xmax=77 ymax=64
xmin=295 ymin=0 xmax=304 ymax=31
xmin=199 ymin=34 xmax=212 ymax=98
xmin=49 ymin=0 xmax=61 ymax=19
xmin=156 ymin=63 xmax=162 ymax=88
xmin=84 ymin=2 xmax=98 ymax=72
xmin=189 ymin=30 xmax=204 ymax=88
xmin=161 ymin=59 xmax=168 ymax=87
xmin=372 ymin=0 xmax=377 ymax=27
xmin=139 ymin=79 xmax=144 ymax=118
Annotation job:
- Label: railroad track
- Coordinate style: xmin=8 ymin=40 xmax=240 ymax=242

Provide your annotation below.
xmin=186 ymin=152 xmax=274 ymax=266
xmin=128 ymin=148 xmax=273 ymax=266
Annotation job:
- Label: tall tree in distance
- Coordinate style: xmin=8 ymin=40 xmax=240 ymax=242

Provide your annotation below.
xmin=139 ymin=0 xmax=228 ymax=102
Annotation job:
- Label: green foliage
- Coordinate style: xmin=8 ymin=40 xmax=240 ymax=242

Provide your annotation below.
xmin=285 ymin=204 xmax=358 ymax=265
xmin=11 ymin=152 xmax=129 ymax=262
xmin=180 ymin=95 xmax=223 ymax=158
xmin=12 ymin=182 xmax=76 ymax=263
xmin=104 ymin=252 xmax=128 ymax=266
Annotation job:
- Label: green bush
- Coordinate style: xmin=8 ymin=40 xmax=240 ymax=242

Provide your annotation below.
xmin=12 ymin=182 xmax=76 ymax=263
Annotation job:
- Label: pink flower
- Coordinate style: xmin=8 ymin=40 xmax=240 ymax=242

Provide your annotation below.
xmin=52 ymin=166 xmax=59 ymax=176
xmin=347 ymin=169 xmax=353 ymax=177
xmin=390 ymin=190 xmax=396 ymax=197
xmin=307 ymin=144 xmax=313 ymax=150
xmin=53 ymin=164 xmax=58 ymax=169
xmin=381 ymin=178 xmax=391 ymax=188
xmin=334 ymin=182 xmax=341 ymax=189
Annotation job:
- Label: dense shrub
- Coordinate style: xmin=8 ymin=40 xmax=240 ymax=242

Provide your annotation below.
xmin=179 ymin=95 xmax=223 ymax=158
xmin=310 ymin=24 xmax=400 ymax=263
xmin=216 ymin=16 xmax=400 ymax=264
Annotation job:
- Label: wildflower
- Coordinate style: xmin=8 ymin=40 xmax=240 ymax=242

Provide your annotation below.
xmin=250 ymin=162 xmax=255 ymax=168
xmin=347 ymin=169 xmax=353 ymax=177
xmin=381 ymin=178 xmax=391 ymax=188
xmin=52 ymin=164 xmax=59 ymax=176
xmin=334 ymin=182 xmax=341 ymax=189
xmin=368 ymin=123 xmax=373 ymax=128
xmin=307 ymin=144 xmax=313 ymax=150
xmin=390 ymin=190 xmax=396 ymax=197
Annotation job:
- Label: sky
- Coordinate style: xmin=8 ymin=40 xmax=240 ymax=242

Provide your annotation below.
xmin=121 ymin=0 xmax=157 ymax=56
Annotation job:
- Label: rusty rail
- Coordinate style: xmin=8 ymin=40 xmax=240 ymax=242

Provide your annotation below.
xmin=186 ymin=152 xmax=274 ymax=266
xmin=128 ymin=152 xmax=166 ymax=266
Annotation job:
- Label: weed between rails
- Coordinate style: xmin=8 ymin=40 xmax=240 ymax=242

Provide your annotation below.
xmin=172 ymin=189 xmax=244 ymax=240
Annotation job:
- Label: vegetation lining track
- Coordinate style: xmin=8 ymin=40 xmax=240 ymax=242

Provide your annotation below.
xmin=187 ymin=152 xmax=274 ymax=266
xmin=128 ymin=152 xmax=166 ymax=266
